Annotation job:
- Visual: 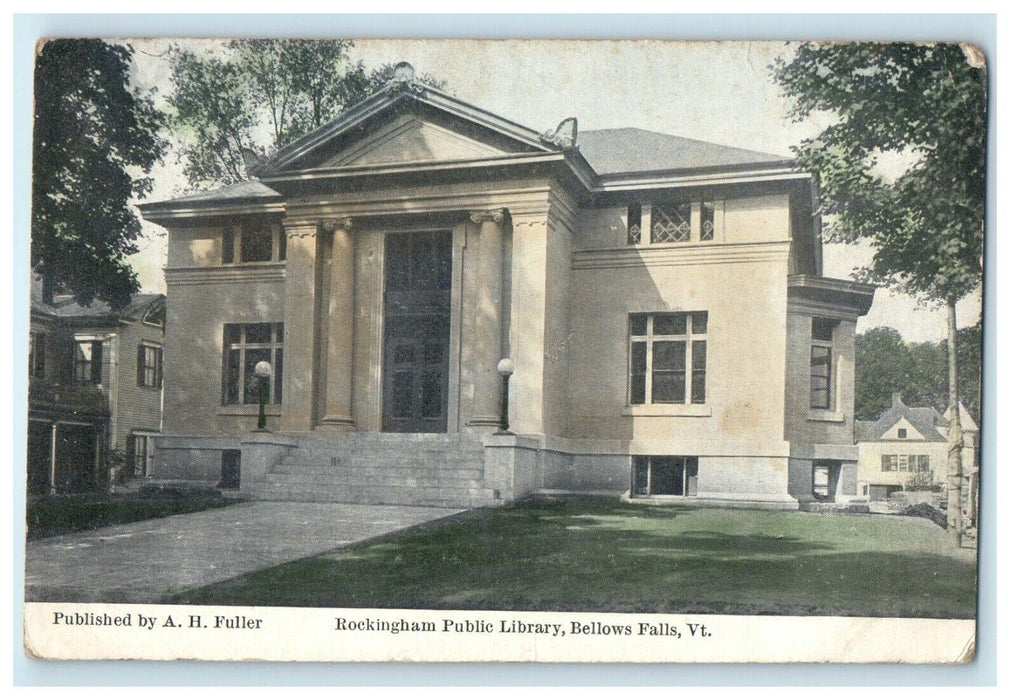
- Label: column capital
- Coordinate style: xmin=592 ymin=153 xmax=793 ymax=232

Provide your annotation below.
xmin=468 ymin=209 xmax=505 ymax=225
xmin=320 ymin=216 xmax=354 ymax=233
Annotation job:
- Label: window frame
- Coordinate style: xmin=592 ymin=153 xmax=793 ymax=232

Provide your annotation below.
xmin=222 ymin=322 xmax=284 ymax=406
xmin=630 ymin=456 xmax=699 ymax=497
xmin=137 ymin=343 xmax=163 ymax=389
xmin=223 ymin=219 xmax=286 ymax=265
xmin=628 ymin=312 xmax=708 ymax=406
xmin=72 ymin=338 xmax=103 ymax=385
xmin=626 ymin=200 xmax=722 ymax=246
xmin=29 ymin=331 xmax=46 ymax=379
xmin=809 ymin=318 xmax=837 ymax=410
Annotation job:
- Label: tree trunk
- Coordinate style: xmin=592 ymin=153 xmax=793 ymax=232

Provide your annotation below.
xmin=945 ymin=300 xmax=964 ymax=545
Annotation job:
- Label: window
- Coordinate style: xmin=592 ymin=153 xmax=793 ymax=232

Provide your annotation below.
xmin=223 ymin=219 xmax=285 ymax=264
xmin=897 ymin=428 xmax=908 ymax=439
xmin=29 ymin=331 xmax=46 ymax=379
xmin=127 ymin=434 xmax=152 ymax=478
xmin=881 ymin=454 xmax=931 ymax=472
xmin=137 ymin=344 xmax=163 ymax=388
xmin=627 ymin=201 xmax=721 ymax=245
xmin=626 ymin=204 xmax=642 ymax=245
xmin=810 ymin=318 xmax=837 ymax=409
xmin=631 ymin=456 xmax=698 ymax=497
xmin=73 ymin=339 xmax=103 ymax=384
xmin=652 ymin=203 xmax=692 ymax=243
xmin=629 ymin=312 xmax=707 ymax=405
xmin=222 ymin=323 xmax=284 ymax=405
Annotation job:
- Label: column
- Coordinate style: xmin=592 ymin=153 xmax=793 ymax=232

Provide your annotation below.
xmin=320 ymin=217 xmax=356 ymax=430
xmin=465 ymin=209 xmax=505 ymax=429
xmin=280 ymin=218 xmax=320 ymax=431
xmin=507 ymin=210 xmax=550 ymax=436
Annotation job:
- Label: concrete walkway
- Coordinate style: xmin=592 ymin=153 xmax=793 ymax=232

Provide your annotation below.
xmin=25 ymin=501 xmax=463 ymax=603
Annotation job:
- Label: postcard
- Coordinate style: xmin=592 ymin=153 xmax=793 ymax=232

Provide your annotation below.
xmin=23 ymin=38 xmax=984 ymax=663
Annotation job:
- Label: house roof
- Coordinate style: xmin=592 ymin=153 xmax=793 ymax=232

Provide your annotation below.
xmin=140 ymin=72 xmax=802 ymax=218
xmin=156 ymin=180 xmax=283 ymax=205
xmin=31 ymin=279 xmax=165 ymax=325
xmin=575 ymin=128 xmax=790 ymax=176
xmin=855 ymin=393 xmax=949 ymax=443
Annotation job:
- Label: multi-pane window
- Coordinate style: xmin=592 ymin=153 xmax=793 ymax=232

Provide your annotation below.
xmin=699 ymin=202 xmax=716 ymax=241
xmin=29 ymin=331 xmax=46 ymax=379
xmin=881 ymin=454 xmax=931 ymax=473
xmin=629 ymin=312 xmax=707 ymax=405
xmin=222 ymin=323 xmax=284 ymax=405
xmin=127 ymin=434 xmax=151 ymax=478
xmin=626 ymin=204 xmax=642 ymax=245
xmin=651 ymin=203 xmax=692 ymax=243
xmin=631 ymin=456 xmax=699 ymax=497
xmin=137 ymin=344 xmax=163 ymax=388
xmin=73 ymin=339 xmax=103 ymax=384
xmin=810 ymin=318 xmax=837 ymax=409
xmin=223 ymin=220 xmax=285 ymax=264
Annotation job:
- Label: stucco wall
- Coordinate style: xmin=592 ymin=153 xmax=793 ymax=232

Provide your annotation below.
xmin=163 ymin=255 xmax=287 ymax=436
xmin=567 ymin=248 xmax=791 ymax=450
xmin=784 ymin=311 xmax=858 ymax=447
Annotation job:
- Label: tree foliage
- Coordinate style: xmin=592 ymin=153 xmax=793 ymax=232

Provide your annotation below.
xmin=32 ymin=39 xmax=167 ymax=309
xmin=773 ymin=43 xmax=987 ymax=304
xmin=855 ymin=325 xmax=982 ymax=423
xmin=167 ymin=41 xmax=447 ymax=189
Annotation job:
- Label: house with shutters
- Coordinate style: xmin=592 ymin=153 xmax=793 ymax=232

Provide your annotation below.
xmin=138 ymin=64 xmax=874 ymax=508
xmin=27 ymin=281 xmax=165 ymax=494
xmin=855 ymin=393 xmax=979 ymax=500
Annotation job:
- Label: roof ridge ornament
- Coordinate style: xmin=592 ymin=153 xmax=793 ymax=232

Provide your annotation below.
xmin=387 ymin=61 xmax=427 ymax=96
xmin=541 ymin=117 xmax=578 ymax=149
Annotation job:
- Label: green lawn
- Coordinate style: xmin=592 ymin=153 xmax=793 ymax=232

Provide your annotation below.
xmin=166 ymin=497 xmax=977 ymax=618
xmin=27 ymin=494 xmax=236 ymax=540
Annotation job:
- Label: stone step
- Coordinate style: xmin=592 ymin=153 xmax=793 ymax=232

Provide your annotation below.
xmin=248 ymin=485 xmax=501 ymax=508
xmin=270 ymin=463 xmax=484 ymax=478
xmin=261 ymin=473 xmax=487 ymax=489
xmin=284 ymin=449 xmax=482 ymax=462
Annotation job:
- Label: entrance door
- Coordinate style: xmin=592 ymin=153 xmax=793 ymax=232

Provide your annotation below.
xmin=383 ymin=230 xmax=452 ymax=433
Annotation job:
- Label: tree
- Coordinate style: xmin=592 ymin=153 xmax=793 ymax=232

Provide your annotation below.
xmin=167 ymin=41 xmax=448 ymax=190
xmin=32 ymin=39 xmax=167 ymax=309
xmin=854 ymin=325 xmax=982 ymax=422
xmin=774 ymin=43 xmax=987 ymax=541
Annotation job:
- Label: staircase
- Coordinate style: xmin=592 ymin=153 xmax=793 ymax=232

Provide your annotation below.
xmin=248 ymin=432 xmax=502 ymax=508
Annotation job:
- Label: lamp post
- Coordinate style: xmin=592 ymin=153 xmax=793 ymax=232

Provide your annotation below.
xmin=254 ymin=360 xmax=272 ymax=431
xmin=496 ymin=358 xmax=514 ymax=435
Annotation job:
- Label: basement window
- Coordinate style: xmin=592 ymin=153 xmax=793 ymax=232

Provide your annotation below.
xmin=631 ymin=456 xmax=699 ymax=497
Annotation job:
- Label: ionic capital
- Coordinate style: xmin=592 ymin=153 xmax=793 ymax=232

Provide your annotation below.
xmin=468 ymin=209 xmax=505 ymax=225
xmin=320 ymin=216 xmax=354 ymax=233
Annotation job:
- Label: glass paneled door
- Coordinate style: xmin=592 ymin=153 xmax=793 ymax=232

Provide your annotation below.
xmin=382 ymin=230 xmax=452 ymax=432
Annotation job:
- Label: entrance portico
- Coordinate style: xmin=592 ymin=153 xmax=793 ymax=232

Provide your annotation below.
xmin=276 ymin=198 xmax=561 ymax=438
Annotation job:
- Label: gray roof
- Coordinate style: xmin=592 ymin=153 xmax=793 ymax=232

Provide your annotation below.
xmin=151 ymin=180 xmax=283 ymax=206
xmin=854 ymin=395 xmax=948 ymax=443
xmin=576 ymin=127 xmax=790 ymax=176
xmin=31 ymin=278 xmax=164 ymax=323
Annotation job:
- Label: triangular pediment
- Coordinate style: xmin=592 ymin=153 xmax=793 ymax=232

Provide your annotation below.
xmin=322 ymin=114 xmax=507 ymax=168
xmin=881 ymin=417 xmax=921 ymax=441
xmin=260 ymin=84 xmax=553 ymax=176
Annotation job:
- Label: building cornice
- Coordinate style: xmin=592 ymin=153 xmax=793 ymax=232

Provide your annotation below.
xmin=572 ymin=240 xmax=791 ymax=270
xmin=165 ymin=264 xmax=286 ymax=286
xmin=788 ymin=274 xmax=876 ymax=316
xmin=591 ymin=167 xmax=810 ymax=194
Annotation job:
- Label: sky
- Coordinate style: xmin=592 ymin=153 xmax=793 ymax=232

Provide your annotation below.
xmin=125 ymin=38 xmax=982 ymax=343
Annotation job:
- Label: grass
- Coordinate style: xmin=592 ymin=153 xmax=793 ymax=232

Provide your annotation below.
xmin=27 ymin=493 xmax=237 ymax=540
xmin=166 ymin=497 xmax=977 ymax=618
